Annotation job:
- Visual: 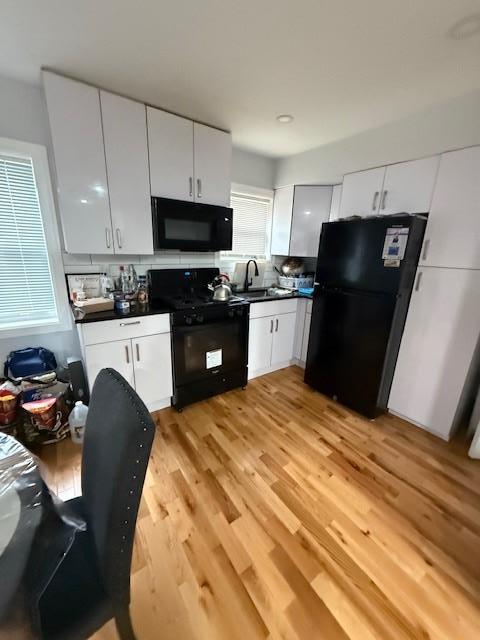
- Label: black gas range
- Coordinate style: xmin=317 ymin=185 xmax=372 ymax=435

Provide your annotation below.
xmin=147 ymin=268 xmax=250 ymax=410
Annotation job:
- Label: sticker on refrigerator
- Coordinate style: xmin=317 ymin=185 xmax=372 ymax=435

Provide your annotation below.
xmin=206 ymin=349 xmax=222 ymax=369
xmin=383 ymin=258 xmax=401 ymax=268
xmin=382 ymin=227 xmax=409 ymax=260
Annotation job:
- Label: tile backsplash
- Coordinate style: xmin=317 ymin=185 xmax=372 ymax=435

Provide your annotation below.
xmin=62 ymin=252 xmax=316 ymax=292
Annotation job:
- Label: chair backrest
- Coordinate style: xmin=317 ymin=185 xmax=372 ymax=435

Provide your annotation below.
xmin=81 ymin=368 xmax=155 ymax=604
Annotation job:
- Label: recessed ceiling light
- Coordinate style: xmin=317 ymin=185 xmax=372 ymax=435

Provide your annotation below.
xmin=449 ymin=13 xmax=480 ymax=39
xmin=277 ymin=114 xmax=294 ymax=123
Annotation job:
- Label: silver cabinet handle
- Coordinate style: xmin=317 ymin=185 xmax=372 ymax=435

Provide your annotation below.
xmin=125 ymin=345 xmax=130 ymax=363
xmin=275 ymin=318 xmax=279 ymax=332
xmin=422 ymin=239 xmax=430 ymax=261
xmin=119 ymin=321 xmax=141 ymax=327
xmin=381 ymin=190 xmax=388 ymax=210
xmin=116 ymin=228 xmax=122 ymax=249
xmin=414 ymin=271 xmax=423 ymax=292
xmin=197 ymin=178 xmax=202 ymax=199
xmin=136 ymin=343 xmax=140 ymax=362
xmin=372 ymin=191 xmax=379 ymax=211
xmin=270 ymin=319 xmax=273 ymax=333
xmin=189 ymin=177 xmax=193 ymax=198
xmin=105 ymin=227 xmax=111 ymax=249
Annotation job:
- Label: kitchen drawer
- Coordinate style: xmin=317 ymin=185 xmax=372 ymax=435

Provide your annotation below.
xmin=249 ymin=299 xmax=298 ymax=319
xmin=81 ymin=314 xmax=171 ymax=345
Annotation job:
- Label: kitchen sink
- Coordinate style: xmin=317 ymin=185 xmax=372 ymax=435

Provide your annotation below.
xmin=239 ymin=289 xmax=270 ymax=298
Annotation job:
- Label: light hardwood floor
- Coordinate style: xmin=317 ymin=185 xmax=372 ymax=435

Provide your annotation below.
xmin=41 ymin=366 xmax=480 ymax=640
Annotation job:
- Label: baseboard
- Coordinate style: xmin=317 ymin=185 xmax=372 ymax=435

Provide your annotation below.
xmin=147 ymin=397 xmax=172 ymax=413
xmin=388 ymin=409 xmax=451 ymax=441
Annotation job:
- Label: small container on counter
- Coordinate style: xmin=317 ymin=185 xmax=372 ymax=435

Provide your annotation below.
xmin=114 ymin=294 xmax=130 ymax=314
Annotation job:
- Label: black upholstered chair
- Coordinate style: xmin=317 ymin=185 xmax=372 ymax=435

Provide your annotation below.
xmin=37 ymin=368 xmax=155 ymax=640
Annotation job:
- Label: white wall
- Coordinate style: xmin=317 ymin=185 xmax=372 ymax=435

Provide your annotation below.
xmin=232 ymin=147 xmax=275 ymax=189
xmin=275 ymin=89 xmax=480 ymax=187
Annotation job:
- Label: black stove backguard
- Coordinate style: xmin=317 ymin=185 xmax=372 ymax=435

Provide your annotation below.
xmin=148 ymin=267 xmax=220 ymax=309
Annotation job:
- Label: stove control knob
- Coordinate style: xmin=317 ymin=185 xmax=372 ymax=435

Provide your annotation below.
xmin=185 ymin=316 xmax=193 ymax=325
xmin=228 ymin=310 xmax=235 ymax=318
xmin=236 ymin=308 xmax=244 ymax=316
xmin=196 ymin=314 xmax=204 ymax=323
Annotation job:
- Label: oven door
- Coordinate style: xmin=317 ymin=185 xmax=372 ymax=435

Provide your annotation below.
xmin=152 ymin=197 xmax=233 ymax=251
xmin=172 ymin=315 xmax=248 ymax=387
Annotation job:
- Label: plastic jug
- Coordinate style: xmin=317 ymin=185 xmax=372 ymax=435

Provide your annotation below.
xmin=69 ymin=400 xmax=88 ymax=444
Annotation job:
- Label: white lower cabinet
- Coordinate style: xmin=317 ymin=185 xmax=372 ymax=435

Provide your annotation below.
xmin=388 ymin=267 xmax=480 ymax=440
xmin=301 ymin=311 xmax=312 ymax=364
xmin=78 ymin=316 xmax=173 ymax=412
xmin=131 ymin=333 xmax=173 ymax=407
xmin=85 ymin=340 xmax=135 ymax=390
xmin=248 ymin=300 xmax=298 ymax=379
xmin=271 ymin=313 xmax=297 ymax=366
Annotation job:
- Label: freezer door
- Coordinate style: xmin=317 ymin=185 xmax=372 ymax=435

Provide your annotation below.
xmin=315 ymin=216 xmax=424 ymax=295
xmin=304 ymin=289 xmax=397 ymax=418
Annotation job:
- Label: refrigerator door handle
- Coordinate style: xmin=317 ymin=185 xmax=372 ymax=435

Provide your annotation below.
xmin=414 ymin=271 xmax=423 ymax=292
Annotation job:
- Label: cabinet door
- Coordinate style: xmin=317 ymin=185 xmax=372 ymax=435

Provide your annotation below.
xmin=339 ymin=167 xmax=385 ymax=218
xmin=329 ymin=184 xmax=342 ymax=221
xmin=293 ymin=299 xmax=307 ymax=360
xmin=85 ymin=340 xmax=134 ymax=390
xmin=133 ymin=333 xmax=173 ymax=405
xmin=380 ymin=156 xmax=439 ymax=216
xmin=271 ymin=313 xmax=297 ymax=366
xmin=271 ymin=186 xmax=294 ymax=255
xmin=101 ymin=92 xmax=153 ymax=255
xmin=301 ymin=310 xmax=312 ymax=364
xmin=147 ymin=107 xmax=194 ymax=201
xmin=420 ymin=147 xmax=480 ymax=269
xmin=193 ymin=123 xmax=231 ymax=206
xmin=289 ymin=186 xmax=332 ymax=257
xmin=248 ymin=316 xmax=273 ymax=375
xmin=43 ymin=72 xmax=113 ymax=254
xmin=388 ymin=267 xmax=480 ymax=440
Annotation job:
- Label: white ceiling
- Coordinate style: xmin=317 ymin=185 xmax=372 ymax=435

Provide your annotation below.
xmin=1 ymin=0 xmax=480 ymax=157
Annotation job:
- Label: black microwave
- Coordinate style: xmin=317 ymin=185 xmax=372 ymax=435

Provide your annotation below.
xmin=152 ymin=197 xmax=233 ymax=251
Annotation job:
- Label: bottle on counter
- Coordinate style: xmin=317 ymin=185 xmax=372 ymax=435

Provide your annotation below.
xmin=119 ymin=266 xmax=130 ymax=294
xmin=128 ymin=264 xmax=138 ymax=292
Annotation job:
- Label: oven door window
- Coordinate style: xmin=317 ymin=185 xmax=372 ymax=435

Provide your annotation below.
xmin=173 ymin=320 xmax=247 ymax=386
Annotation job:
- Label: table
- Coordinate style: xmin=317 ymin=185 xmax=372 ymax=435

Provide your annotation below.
xmin=0 ymin=434 xmax=43 ymax=624
xmin=0 ymin=434 xmax=85 ymax=637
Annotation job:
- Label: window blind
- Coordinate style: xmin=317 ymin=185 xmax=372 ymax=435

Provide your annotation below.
xmin=0 ymin=155 xmax=59 ymax=330
xmin=227 ymin=192 xmax=272 ymax=257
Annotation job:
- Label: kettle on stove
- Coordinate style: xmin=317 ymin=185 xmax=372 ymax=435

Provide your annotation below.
xmin=208 ymin=274 xmax=232 ymax=301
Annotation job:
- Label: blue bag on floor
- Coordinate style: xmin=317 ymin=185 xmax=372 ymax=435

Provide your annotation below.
xmin=3 ymin=347 xmax=57 ymax=379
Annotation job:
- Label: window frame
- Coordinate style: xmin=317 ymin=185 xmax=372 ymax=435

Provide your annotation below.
xmin=221 ymin=182 xmax=274 ymax=261
xmin=0 ymin=136 xmax=72 ymax=338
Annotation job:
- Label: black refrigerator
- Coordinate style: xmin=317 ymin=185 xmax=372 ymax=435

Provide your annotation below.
xmin=304 ymin=214 xmax=427 ymax=419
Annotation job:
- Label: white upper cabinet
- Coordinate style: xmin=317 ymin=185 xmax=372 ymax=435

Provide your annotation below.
xmin=271 ymin=186 xmax=294 ymax=255
xmin=147 ymin=107 xmax=194 ymax=201
xmin=380 ymin=156 xmax=439 ymax=216
xmin=389 ymin=267 xmax=480 ymax=440
xmin=420 ymin=147 xmax=480 ymax=269
xmin=329 ymin=184 xmax=342 ymax=221
xmin=43 ymin=71 xmax=113 ymax=254
xmin=271 ymin=185 xmax=331 ymax=257
xmin=193 ymin=123 xmax=231 ymax=207
xmin=289 ymin=186 xmax=332 ymax=258
xmin=101 ymin=92 xmax=153 ymax=255
xmin=339 ymin=167 xmax=385 ymax=218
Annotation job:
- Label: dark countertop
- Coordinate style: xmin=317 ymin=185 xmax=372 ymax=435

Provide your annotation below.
xmin=72 ymin=303 xmax=171 ymax=324
xmin=72 ymin=291 xmax=313 ymax=324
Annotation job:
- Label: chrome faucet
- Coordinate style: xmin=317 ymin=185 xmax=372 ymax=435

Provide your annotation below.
xmin=243 ymin=259 xmax=259 ymax=291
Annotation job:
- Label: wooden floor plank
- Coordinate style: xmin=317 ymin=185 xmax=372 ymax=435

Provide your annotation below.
xmin=40 ymin=366 xmax=480 ymax=639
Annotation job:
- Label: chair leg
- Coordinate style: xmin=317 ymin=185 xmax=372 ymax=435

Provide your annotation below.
xmin=114 ymin=606 xmax=136 ymax=640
